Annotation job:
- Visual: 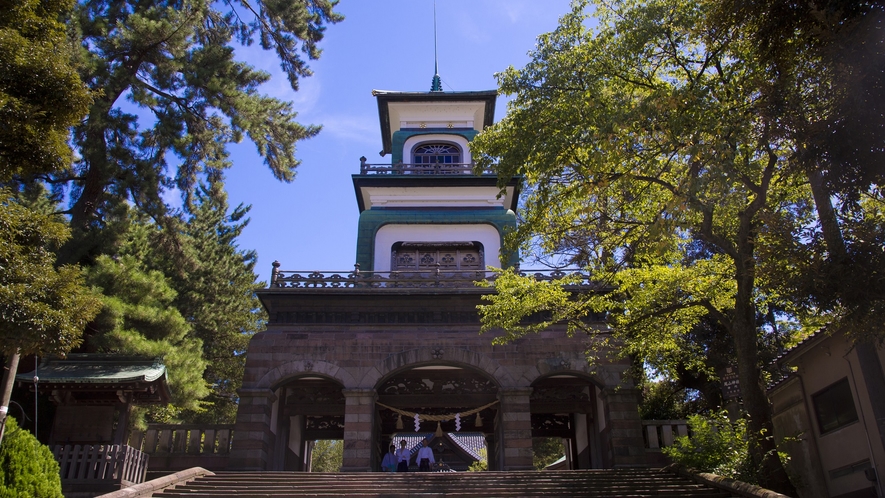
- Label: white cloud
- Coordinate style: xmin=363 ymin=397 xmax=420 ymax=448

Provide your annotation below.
xmin=315 ymin=115 xmax=378 ymax=145
xmin=234 ymin=42 xmax=324 ymax=114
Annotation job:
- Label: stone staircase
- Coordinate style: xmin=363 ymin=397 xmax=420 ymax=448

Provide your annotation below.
xmin=153 ymin=468 xmax=740 ymax=497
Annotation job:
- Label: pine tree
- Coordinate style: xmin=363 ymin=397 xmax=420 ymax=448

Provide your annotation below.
xmin=110 ymin=181 xmax=265 ymax=423
xmin=160 ymin=183 xmax=265 ymax=423
xmin=0 ymin=0 xmax=91 ymax=180
xmin=49 ymin=0 xmax=342 ymax=262
xmin=84 ymin=255 xmax=209 ymax=414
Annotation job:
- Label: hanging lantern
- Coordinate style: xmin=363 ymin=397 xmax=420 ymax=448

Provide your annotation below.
xmin=435 ymin=421 xmax=444 ymax=438
xmin=396 ymin=414 xmax=404 ymax=430
xmin=475 ymin=412 xmax=483 ymax=428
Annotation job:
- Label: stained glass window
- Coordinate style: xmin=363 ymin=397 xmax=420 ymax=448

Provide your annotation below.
xmin=413 ymin=143 xmax=461 ymax=164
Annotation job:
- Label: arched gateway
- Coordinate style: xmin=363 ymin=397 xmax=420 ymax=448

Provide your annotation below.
xmin=229 ymin=88 xmax=646 ymax=472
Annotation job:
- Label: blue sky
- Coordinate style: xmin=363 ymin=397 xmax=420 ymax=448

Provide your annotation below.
xmin=223 ymin=1 xmax=575 ymax=283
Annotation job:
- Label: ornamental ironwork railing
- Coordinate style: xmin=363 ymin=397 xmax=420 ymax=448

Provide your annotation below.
xmin=269 ymin=262 xmax=599 ymax=290
xmin=359 ymin=157 xmax=495 ymax=176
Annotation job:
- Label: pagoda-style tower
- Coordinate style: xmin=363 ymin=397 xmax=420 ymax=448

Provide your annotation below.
xmin=354 ymin=89 xmax=518 ymax=274
xmin=229 ymin=85 xmax=645 ymax=473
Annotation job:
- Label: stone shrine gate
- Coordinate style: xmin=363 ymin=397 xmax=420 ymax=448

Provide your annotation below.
xmin=228 ymin=89 xmax=646 ymax=472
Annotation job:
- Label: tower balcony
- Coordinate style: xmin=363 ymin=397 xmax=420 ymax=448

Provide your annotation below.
xmin=268 ymin=262 xmax=600 ymax=291
xmin=359 ymin=157 xmax=495 ymax=176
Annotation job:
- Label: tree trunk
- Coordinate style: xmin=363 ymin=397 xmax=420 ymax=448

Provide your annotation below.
xmin=730 ymin=207 xmax=797 ymax=494
xmin=732 ymin=319 xmax=796 ymax=494
xmin=0 ymin=350 xmax=21 ymax=446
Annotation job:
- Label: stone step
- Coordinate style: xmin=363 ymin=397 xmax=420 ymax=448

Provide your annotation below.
xmin=153 ymin=469 xmax=738 ymax=498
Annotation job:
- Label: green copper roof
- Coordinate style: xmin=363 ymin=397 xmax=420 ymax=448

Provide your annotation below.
xmin=17 ymin=354 xmax=167 ymax=384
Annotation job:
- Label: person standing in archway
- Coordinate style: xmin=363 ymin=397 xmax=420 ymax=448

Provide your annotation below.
xmin=396 ymin=440 xmax=410 ymax=472
xmin=417 ymin=439 xmax=435 ymax=472
xmin=382 ymin=444 xmax=398 ymax=472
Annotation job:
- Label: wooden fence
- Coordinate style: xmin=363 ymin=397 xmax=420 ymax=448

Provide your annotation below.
xmin=53 ymin=444 xmax=148 ymax=486
xmin=127 ymin=424 xmax=234 ymax=472
xmin=643 ymin=419 xmax=689 ymax=449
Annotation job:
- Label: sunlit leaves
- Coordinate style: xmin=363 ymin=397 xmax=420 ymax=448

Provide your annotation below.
xmin=473 ymin=1 xmax=809 ymax=489
xmin=478 ymin=269 xmax=593 ymax=344
xmin=0 ymin=192 xmax=101 ymax=356
xmin=0 ymin=0 xmax=92 ymax=180
xmin=56 ymin=0 xmax=341 ymax=238
xmin=85 ymin=255 xmax=209 ymax=412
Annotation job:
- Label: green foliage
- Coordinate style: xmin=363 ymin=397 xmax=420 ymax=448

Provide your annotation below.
xmin=707 ymin=1 xmax=885 ymax=343
xmin=84 ymin=255 xmax=208 ymax=413
xmin=478 ymin=269 xmax=590 ymax=344
xmin=0 ymin=0 xmax=91 ymax=180
xmin=111 ymin=182 xmax=265 ymax=423
xmin=663 ymin=412 xmax=753 ymax=483
xmin=532 ymin=438 xmax=565 ymax=470
xmin=310 ymin=440 xmax=342 ymax=472
xmin=639 ymin=379 xmax=704 ymax=421
xmin=0 ymin=191 xmax=101 ymax=356
xmin=53 ymin=0 xmax=342 ymax=247
xmin=167 ymin=184 xmax=264 ymax=423
xmin=472 ymin=0 xmax=804 ymax=491
xmin=467 ymin=448 xmax=488 ymax=472
xmin=0 ymin=417 xmax=63 ymax=498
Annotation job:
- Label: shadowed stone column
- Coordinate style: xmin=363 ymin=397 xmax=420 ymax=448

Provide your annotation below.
xmin=341 ymin=388 xmax=375 ymax=472
xmin=499 ymin=387 xmax=534 ymax=471
xmin=229 ymin=388 xmax=277 ymax=470
xmin=601 ymin=387 xmax=646 ymax=467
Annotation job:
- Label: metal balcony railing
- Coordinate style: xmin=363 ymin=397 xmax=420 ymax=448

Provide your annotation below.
xmin=269 ymin=263 xmax=599 ymax=290
xmin=358 ymin=157 xmax=495 ymax=176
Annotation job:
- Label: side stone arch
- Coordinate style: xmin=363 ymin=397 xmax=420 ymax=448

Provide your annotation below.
xmin=257 ymin=360 xmax=358 ymax=391
xmin=364 ymin=346 xmax=516 ymax=389
xmin=522 ymin=354 xmax=628 ymax=390
xmin=524 ymin=358 xmax=642 ymax=469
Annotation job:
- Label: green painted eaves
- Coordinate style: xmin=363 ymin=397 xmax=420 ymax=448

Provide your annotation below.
xmin=16 ymin=354 xmax=167 ymax=384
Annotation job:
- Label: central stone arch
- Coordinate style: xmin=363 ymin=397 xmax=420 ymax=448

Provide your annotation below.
xmin=372 ymin=356 xmax=503 ymax=470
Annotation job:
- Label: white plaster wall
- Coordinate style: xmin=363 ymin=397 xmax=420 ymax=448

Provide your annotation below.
xmin=373 ymin=224 xmax=501 ymax=272
xmin=797 ymin=336 xmax=885 ymax=497
xmin=388 ymin=102 xmax=486 ymax=134
xmin=360 ymin=186 xmax=508 ymax=210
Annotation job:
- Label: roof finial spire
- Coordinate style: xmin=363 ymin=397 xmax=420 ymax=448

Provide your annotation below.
xmin=430 ymin=0 xmax=442 ymax=92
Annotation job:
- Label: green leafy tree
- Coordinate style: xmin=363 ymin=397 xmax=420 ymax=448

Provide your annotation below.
xmin=310 ymin=440 xmax=342 ymax=472
xmin=0 ymin=192 xmax=101 ymax=357
xmin=0 ymin=417 xmax=63 ymax=498
xmin=639 ymin=379 xmax=703 ymax=421
xmin=713 ymin=0 xmax=885 ymax=462
xmin=663 ymin=412 xmax=752 ymax=482
xmin=83 ymin=255 xmax=208 ymax=414
xmin=49 ymin=0 xmax=341 ymax=262
xmin=0 ymin=0 xmax=91 ymax=180
xmin=472 ymin=0 xmax=805 ymax=492
xmin=532 ymin=438 xmax=564 ymax=470
xmin=118 ymin=182 xmax=265 ymax=423
xmin=467 ymin=447 xmax=488 ymax=472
